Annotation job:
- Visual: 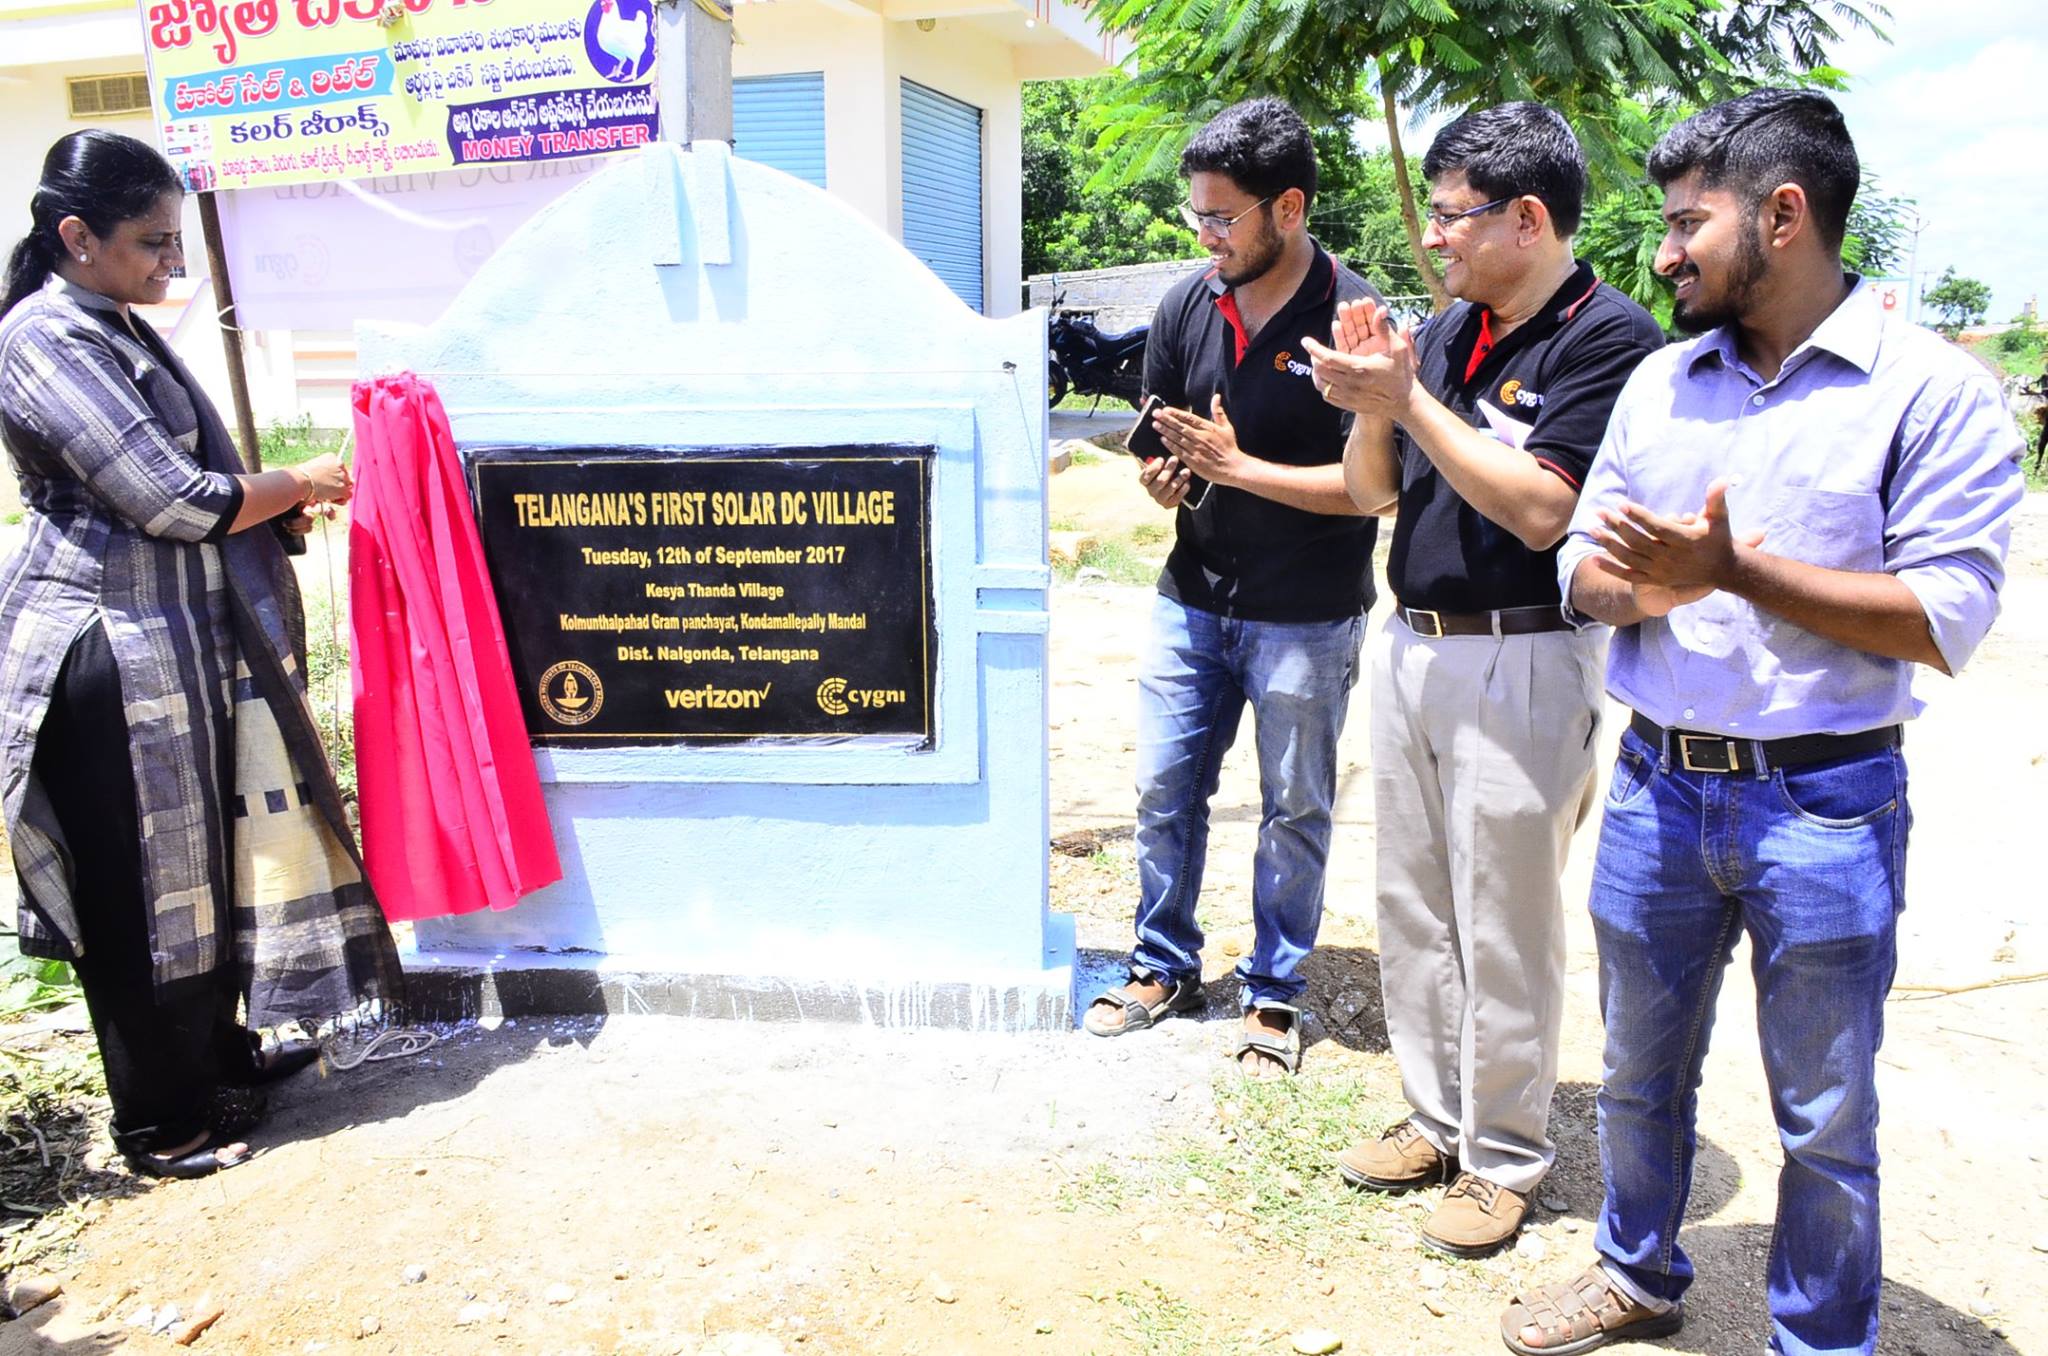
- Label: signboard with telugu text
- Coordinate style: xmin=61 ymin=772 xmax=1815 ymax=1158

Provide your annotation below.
xmin=137 ymin=0 xmax=660 ymax=192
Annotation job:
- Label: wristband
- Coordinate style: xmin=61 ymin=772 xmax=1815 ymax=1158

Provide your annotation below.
xmin=288 ymin=466 xmax=314 ymax=500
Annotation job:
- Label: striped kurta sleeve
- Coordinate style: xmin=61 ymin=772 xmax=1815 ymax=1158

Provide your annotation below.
xmin=2 ymin=319 xmax=243 ymax=542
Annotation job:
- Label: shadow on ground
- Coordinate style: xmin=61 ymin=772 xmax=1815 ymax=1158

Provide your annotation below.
xmin=1655 ymin=1222 xmax=2020 ymax=1355
xmin=249 ymin=1013 xmax=606 ymax=1156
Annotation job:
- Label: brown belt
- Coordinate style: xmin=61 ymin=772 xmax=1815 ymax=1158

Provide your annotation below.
xmin=1395 ymin=604 xmax=1573 ymax=639
xmin=1628 ymin=711 xmax=1902 ymax=773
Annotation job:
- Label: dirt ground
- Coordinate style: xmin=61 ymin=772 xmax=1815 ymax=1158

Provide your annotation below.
xmin=1 ymin=482 xmax=2045 ymax=1356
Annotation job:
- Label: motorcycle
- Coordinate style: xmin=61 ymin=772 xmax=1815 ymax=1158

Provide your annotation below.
xmin=1046 ymin=291 xmax=1148 ymax=410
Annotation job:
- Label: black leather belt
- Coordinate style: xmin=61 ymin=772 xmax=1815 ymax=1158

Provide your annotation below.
xmin=1629 ymin=711 xmax=1901 ymax=774
xmin=1395 ymin=603 xmax=1572 ymax=639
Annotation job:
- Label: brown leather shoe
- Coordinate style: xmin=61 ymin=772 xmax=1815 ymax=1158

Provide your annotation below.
xmin=1335 ymin=1120 xmax=1458 ymax=1192
xmin=1500 ymin=1267 xmax=1684 ymax=1354
xmin=1422 ymin=1172 xmax=1529 ymax=1257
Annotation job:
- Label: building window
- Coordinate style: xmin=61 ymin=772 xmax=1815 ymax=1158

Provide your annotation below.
xmin=68 ymin=74 xmax=153 ymax=120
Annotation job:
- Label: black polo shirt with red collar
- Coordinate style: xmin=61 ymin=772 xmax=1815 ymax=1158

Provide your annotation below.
xmin=1388 ymin=259 xmax=1664 ymax=613
xmin=1141 ymin=242 xmax=1384 ymax=622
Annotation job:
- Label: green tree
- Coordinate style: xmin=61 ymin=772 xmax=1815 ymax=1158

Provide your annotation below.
xmin=1842 ymin=177 xmax=1914 ymax=278
xmin=1024 ymin=76 xmax=1422 ymax=300
xmin=1922 ymin=267 xmax=1992 ymax=338
xmin=1087 ymin=0 xmax=1888 ymax=310
xmin=1023 ymin=75 xmax=1197 ymax=278
xmin=1574 ymin=100 xmax=1920 ymax=329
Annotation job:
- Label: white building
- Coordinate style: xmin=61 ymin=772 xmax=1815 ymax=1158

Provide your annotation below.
xmin=0 ymin=0 xmax=1121 ymax=428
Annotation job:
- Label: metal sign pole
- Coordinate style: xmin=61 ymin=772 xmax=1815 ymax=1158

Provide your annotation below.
xmin=194 ymin=189 xmax=265 ymax=472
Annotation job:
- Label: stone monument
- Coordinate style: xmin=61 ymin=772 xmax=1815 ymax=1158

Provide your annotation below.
xmin=355 ymin=135 xmax=1067 ymax=1028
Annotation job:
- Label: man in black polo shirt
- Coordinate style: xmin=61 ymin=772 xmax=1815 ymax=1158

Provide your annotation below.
xmin=1081 ymin=97 xmax=1382 ymax=1077
xmin=1305 ymin=103 xmax=1664 ymax=1253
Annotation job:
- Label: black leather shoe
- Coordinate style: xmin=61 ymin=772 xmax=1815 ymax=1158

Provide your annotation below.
xmin=125 ymin=1131 xmax=252 ymax=1180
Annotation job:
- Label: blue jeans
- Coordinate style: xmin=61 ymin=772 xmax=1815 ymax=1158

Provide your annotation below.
xmin=1130 ymin=594 xmax=1363 ymax=1009
xmin=1590 ymin=727 xmax=1908 ymax=1356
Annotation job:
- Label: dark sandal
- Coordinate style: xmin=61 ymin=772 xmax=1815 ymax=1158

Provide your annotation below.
xmin=1500 ymin=1267 xmax=1684 ymax=1355
xmin=1082 ymin=973 xmax=1204 ymax=1036
xmin=251 ymin=1038 xmax=321 ymax=1084
xmin=1234 ymin=1016 xmax=1301 ymax=1076
xmin=124 ymin=1131 xmax=253 ymax=1181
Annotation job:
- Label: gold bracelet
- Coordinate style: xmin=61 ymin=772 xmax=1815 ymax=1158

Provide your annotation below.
xmin=289 ymin=466 xmax=314 ymax=500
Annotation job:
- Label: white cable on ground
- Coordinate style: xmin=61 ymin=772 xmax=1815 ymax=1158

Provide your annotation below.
xmin=325 ymin=1027 xmax=441 ymax=1071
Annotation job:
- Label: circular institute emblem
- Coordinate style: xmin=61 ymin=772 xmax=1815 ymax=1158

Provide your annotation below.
xmin=538 ymin=660 xmax=605 ymax=726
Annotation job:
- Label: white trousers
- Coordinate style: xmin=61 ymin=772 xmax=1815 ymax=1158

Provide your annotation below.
xmin=1371 ymin=614 xmax=1606 ymax=1195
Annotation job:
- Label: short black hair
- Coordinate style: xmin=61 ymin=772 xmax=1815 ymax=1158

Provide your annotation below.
xmin=1180 ymin=97 xmax=1317 ymax=206
xmin=1646 ymin=88 xmax=1859 ymax=251
xmin=1421 ymin=102 xmax=1587 ymax=238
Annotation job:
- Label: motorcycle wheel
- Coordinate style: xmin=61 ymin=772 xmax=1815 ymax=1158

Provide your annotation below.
xmin=1048 ymin=364 xmax=1069 ymax=408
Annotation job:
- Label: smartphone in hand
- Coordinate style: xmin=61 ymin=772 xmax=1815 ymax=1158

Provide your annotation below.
xmin=1125 ymin=394 xmax=1212 ymax=509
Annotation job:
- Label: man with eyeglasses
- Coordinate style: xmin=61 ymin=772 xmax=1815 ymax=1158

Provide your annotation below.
xmin=1081 ymin=97 xmax=1383 ymax=1079
xmin=1304 ymin=103 xmax=1663 ymax=1257
xmin=1501 ymin=89 xmax=2021 ymax=1356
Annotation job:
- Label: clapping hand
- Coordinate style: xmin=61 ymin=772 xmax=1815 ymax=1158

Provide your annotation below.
xmin=1594 ymin=478 xmax=1765 ymax=616
xmin=1301 ymin=300 xmax=1415 ymax=416
xmin=1153 ymin=395 xmax=1249 ymax=487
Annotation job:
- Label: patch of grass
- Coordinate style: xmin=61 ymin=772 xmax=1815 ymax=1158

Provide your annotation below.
xmin=258 ymin=413 xmax=347 ymax=469
xmin=1988 ymin=321 xmax=2045 ymax=378
xmin=1055 ymin=392 xmax=1141 ymax=414
xmin=1056 ymin=1159 xmax=1132 ymax=1214
xmin=1074 ymin=538 xmax=1160 ymax=587
xmin=300 ymin=557 xmax=356 ymax=807
xmin=2 ymin=511 xmax=20 ymax=527
xmin=1104 ymin=1279 xmax=1253 ymax=1356
xmin=1058 ymin=1069 xmax=1422 ymax=1266
xmin=2020 ymin=410 xmax=2046 ymax=493
xmin=1129 ymin=521 xmax=1170 ymax=547
xmin=1050 ymin=516 xmax=1083 ymax=533
xmin=0 ymin=933 xmax=121 ymax=1274
xmin=1069 ymin=445 xmax=1105 ymax=467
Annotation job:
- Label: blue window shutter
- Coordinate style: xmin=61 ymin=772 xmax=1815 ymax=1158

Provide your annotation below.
xmin=900 ymin=79 xmax=983 ymax=313
xmin=733 ymin=72 xmax=827 ymax=189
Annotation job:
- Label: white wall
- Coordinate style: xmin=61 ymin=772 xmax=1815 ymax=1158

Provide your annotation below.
xmin=731 ymin=5 xmax=893 ymax=233
xmin=1 ymin=0 xmax=1062 ymax=439
xmin=0 ymin=55 xmax=301 ymax=443
xmin=732 ymin=4 xmax=1027 ymax=319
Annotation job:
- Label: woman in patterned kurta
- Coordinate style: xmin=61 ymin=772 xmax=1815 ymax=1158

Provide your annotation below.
xmin=0 ymin=132 xmax=401 ymax=1178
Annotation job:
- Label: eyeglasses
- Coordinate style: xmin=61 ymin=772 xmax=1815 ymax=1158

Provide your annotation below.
xmin=1179 ymin=197 xmax=1273 ymax=238
xmin=1425 ymin=197 xmax=1513 ymax=230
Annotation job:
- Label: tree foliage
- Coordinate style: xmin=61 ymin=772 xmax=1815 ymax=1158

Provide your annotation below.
xmin=1024 ymin=76 xmax=1423 ymax=302
xmin=1024 ymin=75 xmax=1196 ymax=278
xmin=1842 ymin=177 xmax=1914 ymax=279
xmin=1086 ymin=0 xmax=1889 ymax=309
xmin=1922 ymin=267 xmax=1992 ymax=338
xmin=1572 ymin=100 xmax=1919 ymax=328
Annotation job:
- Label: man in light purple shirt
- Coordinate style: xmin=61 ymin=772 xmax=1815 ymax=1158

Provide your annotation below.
xmin=1500 ymin=91 xmax=2023 ymax=1356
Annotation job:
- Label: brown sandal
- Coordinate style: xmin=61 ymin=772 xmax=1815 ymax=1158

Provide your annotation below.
xmin=1499 ymin=1267 xmax=1683 ymax=1355
xmin=1082 ymin=973 xmax=1204 ymax=1036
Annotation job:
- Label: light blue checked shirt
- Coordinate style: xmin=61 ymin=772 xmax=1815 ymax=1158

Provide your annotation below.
xmin=1558 ymin=281 xmax=2024 ymax=739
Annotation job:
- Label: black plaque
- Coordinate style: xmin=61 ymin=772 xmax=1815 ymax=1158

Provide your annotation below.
xmin=470 ymin=446 xmax=935 ymax=746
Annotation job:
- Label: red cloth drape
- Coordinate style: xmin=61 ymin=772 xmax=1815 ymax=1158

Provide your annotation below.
xmin=349 ymin=372 xmax=561 ymax=922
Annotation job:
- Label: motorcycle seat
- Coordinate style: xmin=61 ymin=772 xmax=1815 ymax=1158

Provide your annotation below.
xmin=1093 ymin=321 xmax=1149 ymax=346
